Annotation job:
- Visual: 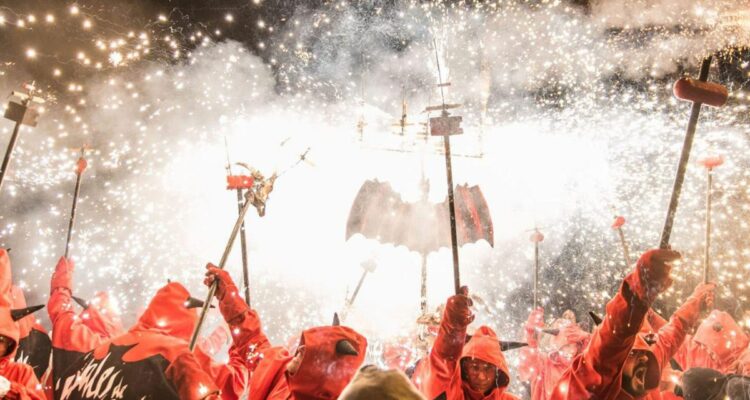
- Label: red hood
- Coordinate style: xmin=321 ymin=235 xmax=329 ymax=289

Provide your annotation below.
xmin=10 ymin=286 xmax=34 ymax=339
xmin=694 ymin=310 xmax=749 ymax=361
xmin=287 ymin=325 xmax=367 ymax=400
xmin=646 ymin=309 xmax=668 ymax=332
xmin=460 ymin=326 xmax=511 ymax=390
xmin=130 ymin=282 xmax=198 ymax=342
xmin=83 ymin=291 xmax=125 ymax=337
xmin=0 ymin=249 xmax=18 ymax=361
xmin=630 ymin=322 xmax=661 ymax=391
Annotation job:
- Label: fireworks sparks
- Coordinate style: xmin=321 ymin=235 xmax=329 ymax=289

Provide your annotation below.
xmin=0 ymin=1 xmax=749 ymax=386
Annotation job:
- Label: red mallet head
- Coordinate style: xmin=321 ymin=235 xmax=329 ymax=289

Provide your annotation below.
xmin=699 ymin=155 xmax=724 ymax=170
xmin=75 ymin=157 xmax=88 ymax=175
xmin=530 ymin=230 xmax=544 ymax=243
xmin=612 ymin=215 xmax=626 ymax=230
xmin=226 ymin=175 xmax=254 ymax=190
xmin=673 ymin=78 xmax=728 ymax=108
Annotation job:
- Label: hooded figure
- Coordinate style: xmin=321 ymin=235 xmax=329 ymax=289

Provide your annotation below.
xmin=339 ymin=365 xmax=426 ymax=400
xmin=0 ymin=250 xmax=50 ymax=380
xmin=0 ymin=250 xmax=45 ymax=399
xmin=418 ymin=288 xmax=520 ymax=400
xmin=549 ymin=249 xmax=714 ymax=400
xmin=54 ymin=264 xmax=256 ymax=400
xmin=11 ymin=285 xmax=51 ymax=380
xmin=674 ymin=310 xmax=749 ymax=374
xmin=47 ymin=256 xmax=123 ymax=392
xmin=247 ymin=323 xmax=368 ymax=400
xmin=519 ymin=308 xmax=590 ymax=400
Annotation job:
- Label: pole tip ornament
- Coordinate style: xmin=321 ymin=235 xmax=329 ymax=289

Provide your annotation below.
xmin=76 ymin=157 xmax=88 ymax=175
xmin=699 ymin=155 xmax=724 ymax=170
xmin=529 ymin=230 xmax=544 ymax=243
xmin=335 ymin=339 xmax=359 ymax=356
xmin=612 ymin=216 xmax=626 ymax=229
xmin=332 ymin=312 xmax=341 ymax=326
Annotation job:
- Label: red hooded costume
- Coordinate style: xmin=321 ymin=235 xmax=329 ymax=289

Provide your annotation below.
xmin=10 ymin=285 xmax=51 ymax=380
xmin=518 ymin=308 xmax=590 ymax=400
xmin=673 ymin=310 xmax=749 ymax=374
xmin=247 ymin=324 xmax=368 ymax=400
xmin=53 ymin=274 xmax=257 ymax=400
xmin=549 ymin=250 xmax=709 ymax=400
xmin=418 ymin=291 xmax=519 ymax=400
xmin=0 ymin=250 xmax=45 ymax=400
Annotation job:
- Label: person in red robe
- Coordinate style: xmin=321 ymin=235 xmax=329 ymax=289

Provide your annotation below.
xmin=674 ymin=310 xmax=749 ymax=374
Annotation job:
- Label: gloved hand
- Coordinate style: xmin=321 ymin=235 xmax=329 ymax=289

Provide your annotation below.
xmin=4 ymin=382 xmax=28 ymax=400
xmin=51 ymin=256 xmax=74 ymax=293
xmin=204 ymin=264 xmax=247 ymax=324
xmin=631 ymin=248 xmax=681 ymax=303
xmin=674 ymin=282 xmax=716 ymax=327
xmin=443 ymin=286 xmax=474 ymax=329
xmin=0 ymin=376 xmax=10 ymax=398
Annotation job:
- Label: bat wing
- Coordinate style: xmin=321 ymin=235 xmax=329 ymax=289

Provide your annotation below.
xmin=346 ymin=180 xmax=441 ymax=253
xmin=436 ymin=184 xmax=494 ymax=249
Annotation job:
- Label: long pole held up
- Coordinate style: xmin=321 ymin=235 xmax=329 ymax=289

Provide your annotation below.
xmin=659 ymin=57 xmax=713 ymax=249
xmin=1 ymin=85 xmax=42 ymax=196
xmin=224 ymin=138 xmax=252 ymax=306
xmin=0 ymin=120 xmax=23 ymax=196
xmin=530 ymin=229 xmax=544 ymax=309
xmin=432 ymin=40 xmax=462 ymax=295
xmin=64 ymin=149 xmax=87 ymax=259
xmin=612 ymin=216 xmax=632 ymax=267
xmin=700 ymin=156 xmax=723 ymax=283
xmin=189 ymin=190 xmax=255 ymax=350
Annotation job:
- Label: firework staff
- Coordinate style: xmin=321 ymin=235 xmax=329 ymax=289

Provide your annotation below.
xmin=51 ymin=267 xmax=254 ymax=400
xmin=547 ymin=249 xmax=714 ymax=400
xmin=673 ymin=310 xmax=749 ymax=374
xmin=0 ymin=250 xmax=45 ymax=400
xmin=417 ymin=286 xmax=522 ymax=400
xmin=518 ymin=308 xmax=590 ymax=400
xmin=244 ymin=300 xmax=367 ymax=399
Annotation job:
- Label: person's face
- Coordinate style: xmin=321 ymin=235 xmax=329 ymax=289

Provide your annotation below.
xmin=622 ymin=350 xmax=651 ymax=397
xmin=286 ymin=345 xmax=305 ymax=375
xmin=462 ymin=358 xmax=497 ymax=394
xmin=0 ymin=335 xmax=12 ymax=357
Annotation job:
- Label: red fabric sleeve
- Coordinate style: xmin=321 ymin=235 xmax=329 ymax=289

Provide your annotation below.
xmin=654 ymin=288 xmax=709 ymax=371
xmin=5 ymin=364 xmax=45 ymax=400
xmin=165 ymin=352 xmax=221 ymax=400
xmin=550 ymin=275 xmax=649 ymax=399
xmin=47 ymin=258 xmax=108 ymax=352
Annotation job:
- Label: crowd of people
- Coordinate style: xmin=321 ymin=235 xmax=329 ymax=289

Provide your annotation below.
xmin=0 ymin=246 xmax=748 ymax=399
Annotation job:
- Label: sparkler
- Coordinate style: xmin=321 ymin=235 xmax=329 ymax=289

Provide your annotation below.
xmin=529 ymin=228 xmax=545 ymax=309
xmin=611 ymin=215 xmax=631 ymax=267
xmin=64 ymin=147 xmax=88 ymax=259
xmin=699 ymin=155 xmax=724 ymax=283
xmin=659 ymin=57 xmax=727 ymax=249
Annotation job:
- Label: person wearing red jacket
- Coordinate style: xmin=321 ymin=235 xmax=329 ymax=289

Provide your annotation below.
xmin=549 ymin=249 xmax=715 ymax=400
xmin=519 ymin=308 xmax=590 ymax=400
xmin=52 ymin=263 xmax=255 ymax=400
xmin=0 ymin=250 xmax=45 ymax=400
xmin=0 ymin=249 xmax=49 ymax=380
xmin=242 ymin=285 xmax=368 ymax=399
xmin=418 ymin=287 xmax=520 ymax=400
xmin=673 ymin=310 xmax=749 ymax=374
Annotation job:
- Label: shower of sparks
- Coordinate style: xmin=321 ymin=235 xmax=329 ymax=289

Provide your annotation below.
xmin=1 ymin=0 xmax=750 ymax=391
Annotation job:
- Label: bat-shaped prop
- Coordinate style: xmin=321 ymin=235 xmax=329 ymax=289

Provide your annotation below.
xmin=659 ymin=57 xmax=727 ymax=248
xmin=529 ymin=229 xmax=544 ymax=309
xmin=1 ymin=83 xmax=43 ymax=196
xmin=611 ymin=215 xmax=632 ymax=267
xmin=189 ymin=189 xmax=256 ymax=351
xmin=699 ymin=155 xmax=724 ymax=284
xmin=64 ymin=148 xmax=88 ymax=259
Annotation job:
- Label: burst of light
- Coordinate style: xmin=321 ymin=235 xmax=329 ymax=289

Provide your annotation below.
xmin=52 ymin=68 xmax=61 ymax=77
xmin=45 ymin=14 xmax=55 ymax=23
xmin=82 ymin=19 xmax=92 ymax=29
xmin=25 ymin=48 xmax=37 ymax=59
xmin=225 ymin=14 xmax=233 ymax=23
xmin=69 ymin=5 xmax=79 ymax=15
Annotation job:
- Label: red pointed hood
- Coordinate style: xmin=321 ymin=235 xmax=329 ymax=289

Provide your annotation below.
xmin=10 ymin=286 xmax=34 ymax=339
xmin=0 ymin=250 xmax=18 ymax=361
xmin=130 ymin=282 xmax=198 ymax=342
xmin=694 ymin=310 xmax=749 ymax=361
xmin=460 ymin=326 xmax=511 ymax=390
xmin=83 ymin=291 xmax=125 ymax=337
xmin=287 ymin=325 xmax=367 ymax=400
